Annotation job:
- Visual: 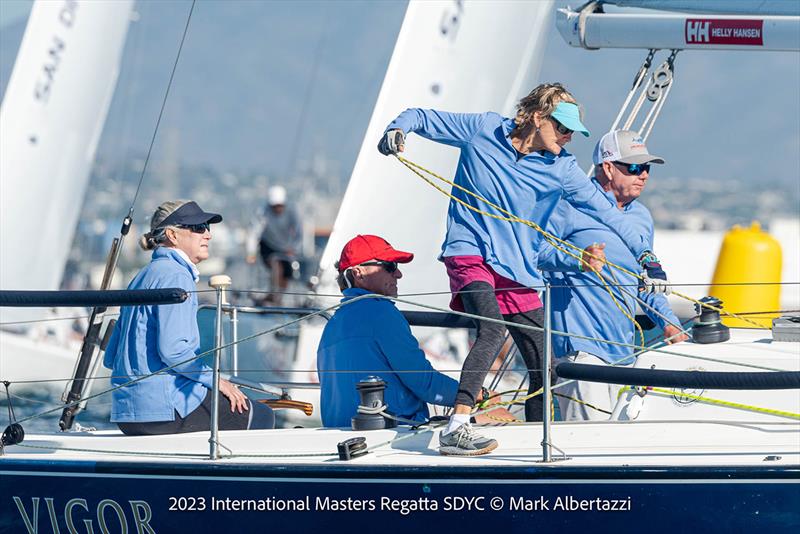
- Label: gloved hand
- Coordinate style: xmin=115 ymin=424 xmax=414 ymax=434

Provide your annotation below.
xmin=377 ymin=129 xmax=405 ymax=155
xmin=639 ymin=261 xmax=671 ymax=295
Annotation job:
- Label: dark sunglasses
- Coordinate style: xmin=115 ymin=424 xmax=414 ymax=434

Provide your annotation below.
xmin=549 ymin=116 xmax=573 ymax=135
xmin=177 ymin=222 xmax=210 ymax=234
xmin=613 ymin=162 xmax=650 ymax=176
xmin=359 ymin=261 xmax=398 ymax=273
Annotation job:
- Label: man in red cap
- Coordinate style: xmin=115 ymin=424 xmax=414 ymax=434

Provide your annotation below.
xmin=316 ymin=235 xmax=462 ymax=429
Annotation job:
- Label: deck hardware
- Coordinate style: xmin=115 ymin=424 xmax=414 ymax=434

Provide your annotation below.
xmin=337 ymin=437 xmax=368 ymax=461
xmin=693 ymin=296 xmax=731 ymax=344
xmin=1 ymin=381 xmax=24 ymax=452
xmin=1 ymin=423 xmax=25 ymax=450
xmin=352 ymin=376 xmax=396 ymax=430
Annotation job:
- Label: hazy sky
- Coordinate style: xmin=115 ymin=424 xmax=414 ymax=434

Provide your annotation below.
xmin=2 ymin=0 xmax=799 ymax=192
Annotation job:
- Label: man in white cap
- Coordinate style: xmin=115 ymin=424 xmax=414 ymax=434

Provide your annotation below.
xmin=539 ymin=130 xmax=688 ymax=421
xmin=246 ymin=185 xmax=302 ymax=304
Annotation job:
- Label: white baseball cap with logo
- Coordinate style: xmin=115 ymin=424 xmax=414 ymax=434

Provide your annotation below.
xmin=592 ymin=130 xmax=665 ymax=165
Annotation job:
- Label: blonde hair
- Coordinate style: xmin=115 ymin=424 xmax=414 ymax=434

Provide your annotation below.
xmin=514 ymin=82 xmax=578 ymax=128
xmin=139 ymin=199 xmax=189 ymax=251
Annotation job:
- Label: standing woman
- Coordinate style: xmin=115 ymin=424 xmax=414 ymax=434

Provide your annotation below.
xmin=104 ymin=200 xmax=274 ymax=435
xmin=378 ymin=83 xmax=669 ymax=455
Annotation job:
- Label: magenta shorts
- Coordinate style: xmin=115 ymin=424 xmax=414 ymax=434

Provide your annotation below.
xmin=443 ymin=255 xmax=542 ymax=315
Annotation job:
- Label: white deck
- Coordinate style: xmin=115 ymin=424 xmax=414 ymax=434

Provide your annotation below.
xmin=5 ymin=420 xmax=799 ymax=469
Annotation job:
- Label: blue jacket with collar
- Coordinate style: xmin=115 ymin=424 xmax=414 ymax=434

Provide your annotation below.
xmin=317 ymin=288 xmax=459 ymax=427
xmin=538 ymin=179 xmax=681 ymax=364
xmin=104 ymin=247 xmax=213 ymax=423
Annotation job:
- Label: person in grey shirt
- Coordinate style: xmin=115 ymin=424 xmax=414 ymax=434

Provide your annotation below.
xmin=246 ymin=185 xmax=302 ymax=304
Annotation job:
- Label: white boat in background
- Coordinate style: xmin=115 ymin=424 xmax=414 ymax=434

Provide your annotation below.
xmin=0 ymin=0 xmax=133 ymax=386
xmin=1 ymin=1 xmax=799 ymax=531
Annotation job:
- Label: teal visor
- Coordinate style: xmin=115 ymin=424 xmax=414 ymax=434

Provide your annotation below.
xmin=549 ymin=102 xmax=590 ymax=137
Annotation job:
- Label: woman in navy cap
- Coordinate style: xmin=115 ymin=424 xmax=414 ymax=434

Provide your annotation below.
xmin=104 ymin=200 xmax=274 ymax=435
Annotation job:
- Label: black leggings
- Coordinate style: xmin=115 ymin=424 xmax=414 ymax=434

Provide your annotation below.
xmin=118 ymin=390 xmax=275 ymax=436
xmin=456 ymin=281 xmax=547 ymax=422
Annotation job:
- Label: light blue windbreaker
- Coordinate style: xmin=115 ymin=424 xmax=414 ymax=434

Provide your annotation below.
xmin=538 ymin=179 xmax=681 ymax=364
xmin=104 ymin=247 xmax=213 ymax=423
xmin=317 ymin=288 xmax=459 ymax=427
xmin=387 ymin=110 xmax=651 ymax=288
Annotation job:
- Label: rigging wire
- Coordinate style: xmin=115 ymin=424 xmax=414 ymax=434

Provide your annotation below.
xmin=128 ymin=0 xmax=197 ymax=211
xmin=282 ymin=4 xmax=330 ymax=180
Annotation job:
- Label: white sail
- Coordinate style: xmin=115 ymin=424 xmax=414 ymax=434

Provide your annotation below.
xmin=0 ymin=0 xmax=133 ymax=383
xmin=316 ymin=0 xmax=554 ymax=311
xmin=0 ymin=0 xmax=133 ymax=298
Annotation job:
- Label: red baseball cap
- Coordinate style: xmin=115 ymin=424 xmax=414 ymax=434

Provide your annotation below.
xmin=337 ymin=235 xmax=414 ymax=272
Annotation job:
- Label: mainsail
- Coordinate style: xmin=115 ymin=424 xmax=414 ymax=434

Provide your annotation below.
xmin=0 ymin=1 xmax=133 ymax=299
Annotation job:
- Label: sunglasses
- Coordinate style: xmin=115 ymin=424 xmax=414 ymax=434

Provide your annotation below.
xmin=613 ymin=162 xmax=650 ymax=176
xmin=359 ymin=261 xmax=398 ymax=273
xmin=549 ymin=116 xmax=573 ymax=135
xmin=177 ymin=222 xmax=210 ymax=234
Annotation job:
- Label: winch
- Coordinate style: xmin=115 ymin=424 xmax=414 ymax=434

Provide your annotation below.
xmin=352 ymin=376 xmax=396 ymax=431
xmin=692 ymin=296 xmax=731 ymax=344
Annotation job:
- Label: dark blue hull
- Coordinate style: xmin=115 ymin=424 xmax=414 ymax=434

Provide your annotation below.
xmin=2 ymin=461 xmax=798 ymax=532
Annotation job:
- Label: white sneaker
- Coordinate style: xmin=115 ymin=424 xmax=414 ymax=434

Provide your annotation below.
xmin=438 ymin=423 xmax=498 ymax=456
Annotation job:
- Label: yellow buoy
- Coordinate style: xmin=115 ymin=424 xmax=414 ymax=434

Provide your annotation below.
xmin=709 ymin=222 xmax=782 ymax=328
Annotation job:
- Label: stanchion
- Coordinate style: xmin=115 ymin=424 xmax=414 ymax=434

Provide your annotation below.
xmin=231 ymin=307 xmax=239 ymax=374
xmin=208 ymin=274 xmax=231 ymax=460
xmin=542 ymin=283 xmax=552 ymax=462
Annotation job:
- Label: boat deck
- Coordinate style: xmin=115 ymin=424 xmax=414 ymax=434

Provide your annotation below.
xmin=5 ymin=420 xmax=799 ymax=470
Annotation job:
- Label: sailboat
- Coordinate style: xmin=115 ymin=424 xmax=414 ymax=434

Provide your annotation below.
xmin=0 ymin=0 xmax=134 ymax=388
xmin=1 ymin=1 xmax=799 ymax=531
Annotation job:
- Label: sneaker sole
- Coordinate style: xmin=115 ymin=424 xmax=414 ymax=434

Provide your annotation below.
xmin=438 ymin=441 xmax=498 ymax=457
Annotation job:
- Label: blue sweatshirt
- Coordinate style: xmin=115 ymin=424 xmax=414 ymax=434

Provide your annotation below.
xmin=387 ymin=109 xmax=650 ymax=288
xmin=538 ymin=179 xmax=681 ymax=364
xmin=104 ymin=247 xmax=213 ymax=423
xmin=317 ymin=288 xmax=459 ymax=427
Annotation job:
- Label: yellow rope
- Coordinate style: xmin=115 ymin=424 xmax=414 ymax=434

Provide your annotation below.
xmin=395 ymin=154 xmax=765 ymax=329
xmin=647 ymin=386 xmax=800 ymax=420
xmin=553 ymin=391 xmax=613 ymax=415
xmin=479 ymin=385 xmax=799 ymax=422
xmin=619 ymin=385 xmax=800 ymax=420
xmin=396 ymin=156 xmax=645 ymax=339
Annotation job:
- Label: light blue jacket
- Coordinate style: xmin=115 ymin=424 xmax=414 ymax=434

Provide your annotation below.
xmin=387 ymin=109 xmax=650 ymax=289
xmin=539 ymin=179 xmax=681 ymax=364
xmin=104 ymin=247 xmax=212 ymax=423
xmin=317 ymin=288 xmax=459 ymax=427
